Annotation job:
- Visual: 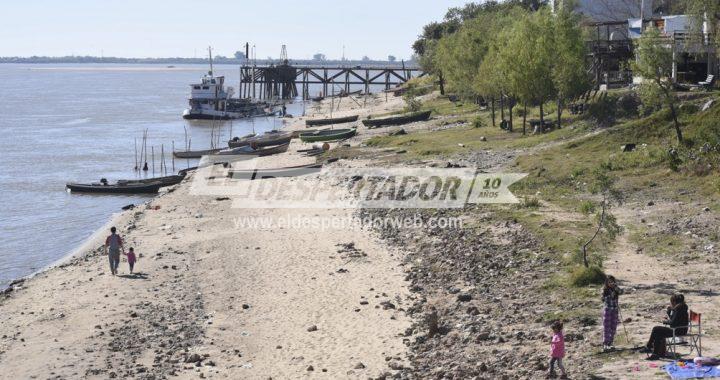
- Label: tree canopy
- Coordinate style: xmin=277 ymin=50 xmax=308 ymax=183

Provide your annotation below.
xmin=416 ymin=2 xmax=588 ymax=130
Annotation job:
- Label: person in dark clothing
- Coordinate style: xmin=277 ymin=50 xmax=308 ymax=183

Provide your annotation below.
xmin=643 ymin=294 xmax=689 ymax=360
xmin=601 ymin=275 xmax=623 ymax=351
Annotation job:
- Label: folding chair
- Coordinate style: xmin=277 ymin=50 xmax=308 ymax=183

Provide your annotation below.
xmin=699 ymin=75 xmax=715 ymax=90
xmin=666 ymin=310 xmax=703 ymax=357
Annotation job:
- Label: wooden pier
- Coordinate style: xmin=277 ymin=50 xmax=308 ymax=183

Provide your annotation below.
xmin=238 ymin=63 xmax=424 ymax=100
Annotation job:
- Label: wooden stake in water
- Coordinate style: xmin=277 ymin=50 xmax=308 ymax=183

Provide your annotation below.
xmin=142 ymin=130 xmax=149 ymax=171
xmin=187 ymin=138 xmax=191 ymax=168
xmin=151 ymin=146 xmax=155 ymax=177
xmin=330 ymin=81 xmax=334 ymax=119
xmin=172 ymin=140 xmax=175 ymax=172
xmin=134 ymin=137 xmax=138 ymax=171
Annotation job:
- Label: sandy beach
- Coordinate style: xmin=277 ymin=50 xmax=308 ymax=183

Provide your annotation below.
xmin=3 ymin=89 xmax=720 ymax=380
xmin=0 ymin=94 xmax=414 ymax=379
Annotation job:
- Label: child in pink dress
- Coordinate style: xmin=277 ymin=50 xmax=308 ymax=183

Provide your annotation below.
xmin=548 ymin=320 xmax=568 ymax=379
xmin=124 ymin=247 xmax=137 ymax=274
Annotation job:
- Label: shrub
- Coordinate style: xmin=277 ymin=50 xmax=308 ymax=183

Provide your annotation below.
xmin=570 ymin=265 xmax=606 ymax=287
xmin=472 ymin=116 xmax=486 ymax=129
xmin=667 ymin=148 xmax=682 ymax=172
xmin=578 ymin=200 xmax=595 ymax=215
xmin=678 ymin=103 xmax=700 ymax=115
xmin=404 ymin=98 xmax=423 ymax=112
xmin=518 ymin=197 xmax=541 ymax=209
xmin=570 ymin=167 xmax=585 ymax=179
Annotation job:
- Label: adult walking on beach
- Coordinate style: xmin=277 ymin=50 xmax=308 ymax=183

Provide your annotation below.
xmin=104 ymin=226 xmax=124 ymax=275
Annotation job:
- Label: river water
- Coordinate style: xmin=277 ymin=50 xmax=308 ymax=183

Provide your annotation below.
xmin=0 ymin=63 xmax=317 ymax=287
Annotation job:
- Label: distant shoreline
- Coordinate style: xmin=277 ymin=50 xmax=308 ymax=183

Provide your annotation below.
xmin=0 ymin=57 xmax=416 ymax=67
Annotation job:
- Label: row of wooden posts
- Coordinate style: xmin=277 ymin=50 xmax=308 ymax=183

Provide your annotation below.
xmin=238 ymin=66 xmax=424 ymax=100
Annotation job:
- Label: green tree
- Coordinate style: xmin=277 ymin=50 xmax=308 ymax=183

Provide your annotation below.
xmin=581 ymin=167 xmax=623 ymax=268
xmin=632 ymin=27 xmax=684 ymax=144
xmin=685 ymin=0 xmax=720 ymax=43
xmin=550 ymin=8 xmax=589 ymax=130
xmin=478 ymin=32 xmax=515 ymax=130
xmin=502 ymin=10 xmax=555 ymax=133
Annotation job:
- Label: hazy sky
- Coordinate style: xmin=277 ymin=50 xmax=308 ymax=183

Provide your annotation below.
xmin=0 ymin=0 xmax=471 ymax=60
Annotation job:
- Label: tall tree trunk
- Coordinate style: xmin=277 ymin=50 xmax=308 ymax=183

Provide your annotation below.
xmin=508 ymin=101 xmax=514 ymax=132
xmin=523 ymin=101 xmax=527 ymax=135
xmin=438 ymin=71 xmax=445 ymax=95
xmin=490 ymin=98 xmax=496 ymax=127
xmin=556 ymin=97 xmax=562 ymax=130
xmin=669 ymin=102 xmax=683 ymax=144
xmin=539 ymin=100 xmax=545 ymax=132
xmin=582 ymin=199 xmax=607 ymax=268
xmin=500 ymin=95 xmax=505 ymax=122
xmin=659 ymin=81 xmax=683 ymax=144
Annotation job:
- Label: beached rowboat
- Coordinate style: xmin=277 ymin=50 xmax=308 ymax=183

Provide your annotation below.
xmin=227 ymin=163 xmax=323 ymax=179
xmin=218 ymin=142 xmax=290 ymax=156
xmin=228 ymin=131 xmax=292 ymax=148
xmin=361 ymin=110 xmax=432 ymax=128
xmin=305 ymin=115 xmax=359 ymax=127
xmin=173 ymin=148 xmax=223 ymax=159
xmin=299 ymin=128 xmax=356 ymax=143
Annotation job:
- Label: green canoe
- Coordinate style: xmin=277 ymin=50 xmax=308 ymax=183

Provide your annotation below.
xmin=299 ymin=128 xmax=356 ymax=143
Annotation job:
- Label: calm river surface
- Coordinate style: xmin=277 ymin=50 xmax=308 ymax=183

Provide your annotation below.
xmin=0 ymin=63 xmax=311 ymax=287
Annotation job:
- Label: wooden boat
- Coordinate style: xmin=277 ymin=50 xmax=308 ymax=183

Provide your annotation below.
xmin=218 ymin=142 xmax=290 ymax=156
xmin=305 ymin=115 xmax=359 ymax=127
xmin=119 ymin=174 xmax=185 ymax=187
xmin=173 ymin=148 xmax=222 ymax=159
xmin=66 ymin=180 xmax=164 ymax=194
xmin=66 ymin=172 xmax=187 ymax=194
xmin=228 ymin=131 xmax=292 ymax=148
xmin=228 ymin=133 xmax=257 ymax=148
xmin=362 ymin=110 xmax=432 ymax=128
xmin=227 ymin=163 xmax=323 ymax=179
xmin=311 ymin=96 xmax=324 ymax=102
xmin=292 ymin=129 xmax=317 ymax=138
xmin=299 ymin=128 xmax=356 ymax=143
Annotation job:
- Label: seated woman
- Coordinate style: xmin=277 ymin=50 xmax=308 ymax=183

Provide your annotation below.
xmin=643 ymin=294 xmax=689 ymax=360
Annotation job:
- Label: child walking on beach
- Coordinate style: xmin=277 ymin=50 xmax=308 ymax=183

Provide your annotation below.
xmin=601 ymin=275 xmax=623 ymax=351
xmin=124 ymin=247 xmax=137 ymax=274
xmin=547 ymin=320 xmax=567 ymax=379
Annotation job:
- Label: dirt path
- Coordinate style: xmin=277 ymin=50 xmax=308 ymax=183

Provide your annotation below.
xmin=591 ymin=204 xmax=720 ymax=378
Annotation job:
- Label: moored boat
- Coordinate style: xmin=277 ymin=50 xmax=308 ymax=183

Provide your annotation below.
xmin=305 ymin=115 xmax=359 ymax=127
xmin=299 ymin=128 xmax=356 ymax=143
xmin=119 ymin=174 xmax=186 ymax=187
xmin=66 ymin=180 xmax=164 ymax=194
xmin=182 ymin=48 xmax=274 ymax=120
xmin=66 ymin=172 xmax=187 ymax=194
xmin=361 ymin=110 xmax=431 ymax=128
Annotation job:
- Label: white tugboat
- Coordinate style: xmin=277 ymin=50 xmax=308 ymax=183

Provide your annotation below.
xmin=183 ymin=48 xmax=275 ymax=120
